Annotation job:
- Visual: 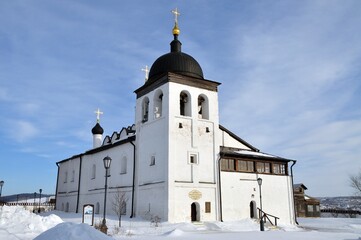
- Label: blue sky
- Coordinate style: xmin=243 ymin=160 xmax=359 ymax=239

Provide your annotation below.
xmin=0 ymin=0 xmax=360 ymax=198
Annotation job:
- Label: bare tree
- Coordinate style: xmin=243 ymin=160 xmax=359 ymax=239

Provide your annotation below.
xmin=349 ymin=170 xmax=361 ymax=195
xmin=111 ymin=189 xmax=129 ymax=227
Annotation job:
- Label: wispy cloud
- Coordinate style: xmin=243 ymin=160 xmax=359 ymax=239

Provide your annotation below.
xmin=216 ymin=1 xmax=361 ymax=196
xmin=9 ymin=120 xmax=39 ymax=142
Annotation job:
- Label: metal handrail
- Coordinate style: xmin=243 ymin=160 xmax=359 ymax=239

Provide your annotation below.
xmin=257 ymin=208 xmax=279 ymax=226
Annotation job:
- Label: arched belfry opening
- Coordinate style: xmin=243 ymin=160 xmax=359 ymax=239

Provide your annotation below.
xmin=154 ymin=89 xmax=163 ymax=119
xmin=191 ymin=202 xmax=200 ymax=222
xmin=142 ymin=97 xmax=149 ymax=122
xmin=180 ymin=91 xmax=191 ymax=117
xmin=198 ymin=94 xmax=209 ymax=120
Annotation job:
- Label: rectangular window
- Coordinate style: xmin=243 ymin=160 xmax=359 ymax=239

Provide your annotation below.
xmin=248 ymin=161 xmax=254 ymax=172
xmin=91 ymin=164 xmax=96 ymax=179
xmin=273 ymin=163 xmax=280 ymax=174
xmin=264 ymin=162 xmax=268 ymax=172
xmin=220 ymin=159 xmax=228 ymax=171
xmin=64 ymin=171 xmax=68 ymax=183
xmin=280 ymin=164 xmax=286 ymax=174
xmin=190 ymin=155 xmax=196 ymax=164
xmin=307 ymin=205 xmax=314 ymax=212
xmin=237 ymin=160 xmax=254 ymax=172
xmin=71 ymin=170 xmax=75 ymax=182
xmin=150 ymin=156 xmax=156 ymax=166
xmin=256 ymin=162 xmax=270 ymax=173
xmin=256 ymin=162 xmax=265 ymax=173
xmin=121 ymin=202 xmax=127 ymax=215
xmin=205 ymin=202 xmax=211 ymax=213
xmin=221 ymin=159 xmax=235 ymax=171
xmin=189 ymin=153 xmax=199 ymax=164
xmin=273 ymin=163 xmax=286 ymax=175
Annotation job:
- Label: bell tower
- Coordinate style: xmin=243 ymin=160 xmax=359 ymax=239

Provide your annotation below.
xmin=134 ymin=9 xmax=221 ymax=222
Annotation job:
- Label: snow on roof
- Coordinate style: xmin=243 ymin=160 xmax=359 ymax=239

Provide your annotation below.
xmin=221 ymin=148 xmax=294 ymax=162
xmin=235 ymin=150 xmax=279 ymax=158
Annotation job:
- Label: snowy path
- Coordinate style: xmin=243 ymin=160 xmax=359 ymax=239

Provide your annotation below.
xmin=1 ymin=206 xmax=360 ymax=240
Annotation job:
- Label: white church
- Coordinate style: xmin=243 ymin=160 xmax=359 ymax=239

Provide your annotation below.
xmin=55 ymin=11 xmax=297 ymax=225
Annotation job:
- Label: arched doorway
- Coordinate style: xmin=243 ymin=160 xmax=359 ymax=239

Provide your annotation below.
xmin=191 ymin=202 xmax=200 ymax=222
xmin=250 ymin=201 xmax=257 ymax=219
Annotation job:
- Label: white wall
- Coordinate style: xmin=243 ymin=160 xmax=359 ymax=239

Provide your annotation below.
xmin=220 ymin=130 xmax=253 ymax=150
xmin=221 ymin=172 xmax=295 ymax=224
xmin=167 ymin=81 xmax=220 ymax=222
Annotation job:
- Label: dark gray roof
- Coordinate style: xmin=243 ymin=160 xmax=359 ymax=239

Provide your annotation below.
xmin=294 ymin=183 xmax=307 ymax=190
xmin=91 ymin=122 xmax=104 ymax=135
xmin=147 ymin=35 xmax=203 ymax=84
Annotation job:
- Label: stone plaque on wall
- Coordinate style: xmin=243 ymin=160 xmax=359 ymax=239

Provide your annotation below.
xmin=188 ymin=189 xmax=202 ymax=200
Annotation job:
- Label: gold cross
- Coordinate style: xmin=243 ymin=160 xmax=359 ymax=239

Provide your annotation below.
xmin=94 ymin=108 xmax=103 ymax=123
xmin=171 ymin=8 xmax=180 ymax=24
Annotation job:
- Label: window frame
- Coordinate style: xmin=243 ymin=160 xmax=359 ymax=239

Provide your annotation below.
xmin=150 ymin=155 xmax=156 ymax=166
xmin=188 ymin=153 xmax=199 ymax=165
xmin=220 ymin=158 xmax=288 ymax=176
xmin=91 ymin=164 xmax=96 ymax=179
xmin=205 ymin=202 xmax=211 ymax=213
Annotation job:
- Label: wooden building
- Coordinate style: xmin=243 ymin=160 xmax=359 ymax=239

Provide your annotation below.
xmin=294 ymin=184 xmax=320 ymax=217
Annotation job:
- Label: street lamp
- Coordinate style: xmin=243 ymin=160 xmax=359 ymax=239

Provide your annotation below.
xmin=257 ymin=177 xmax=264 ymax=231
xmin=0 ymin=180 xmax=4 ymax=197
xmin=33 ymin=192 xmax=37 ymax=213
xmin=38 ymin=189 xmax=42 ymax=213
xmin=101 ymin=156 xmax=112 ymax=234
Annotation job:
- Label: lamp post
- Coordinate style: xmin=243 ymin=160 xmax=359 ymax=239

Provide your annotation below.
xmin=33 ymin=192 xmax=37 ymax=213
xmin=0 ymin=180 xmax=4 ymax=197
xmin=257 ymin=177 xmax=264 ymax=231
xmin=101 ymin=156 xmax=112 ymax=234
xmin=38 ymin=189 xmax=42 ymax=213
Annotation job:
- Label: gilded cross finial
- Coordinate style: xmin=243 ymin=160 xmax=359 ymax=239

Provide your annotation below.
xmin=172 ymin=8 xmax=180 ymax=24
xmin=141 ymin=65 xmax=149 ymax=81
xmin=94 ymin=108 xmax=103 ymax=123
xmin=171 ymin=8 xmax=180 ymax=35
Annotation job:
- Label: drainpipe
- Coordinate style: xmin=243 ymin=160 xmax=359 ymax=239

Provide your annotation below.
xmin=130 ymin=141 xmax=136 ymax=218
xmin=55 ymin=162 xmax=60 ymax=210
xmin=217 ymin=152 xmax=224 ymax=222
xmin=290 ymin=160 xmax=298 ymax=225
xmin=75 ymin=155 xmax=83 ymax=213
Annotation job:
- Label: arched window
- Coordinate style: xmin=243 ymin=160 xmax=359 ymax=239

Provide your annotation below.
xmin=121 ymin=202 xmax=127 ymax=215
xmin=198 ymin=94 xmax=209 ymax=119
xmin=142 ymin=97 xmax=150 ymax=122
xmin=120 ymin=156 xmax=127 ymax=174
xmin=180 ymin=91 xmax=191 ymax=117
xmin=91 ymin=164 xmax=96 ymax=179
xmin=154 ymin=90 xmax=163 ymax=119
xmin=250 ymin=201 xmax=257 ymax=218
xmin=95 ymin=202 xmax=100 ymax=214
xmin=65 ymin=202 xmax=69 ymax=212
xmin=64 ymin=171 xmax=68 ymax=183
xmin=71 ymin=170 xmax=75 ymax=182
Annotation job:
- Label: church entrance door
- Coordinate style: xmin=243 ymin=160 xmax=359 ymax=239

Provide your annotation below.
xmin=191 ymin=202 xmax=200 ymax=222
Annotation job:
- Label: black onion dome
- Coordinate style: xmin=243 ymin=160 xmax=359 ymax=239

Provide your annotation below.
xmin=148 ymin=35 xmax=204 ymax=82
xmin=91 ymin=122 xmax=104 ymax=135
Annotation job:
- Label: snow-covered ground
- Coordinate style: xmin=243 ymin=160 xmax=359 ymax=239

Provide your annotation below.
xmin=0 ymin=206 xmax=360 ymax=240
